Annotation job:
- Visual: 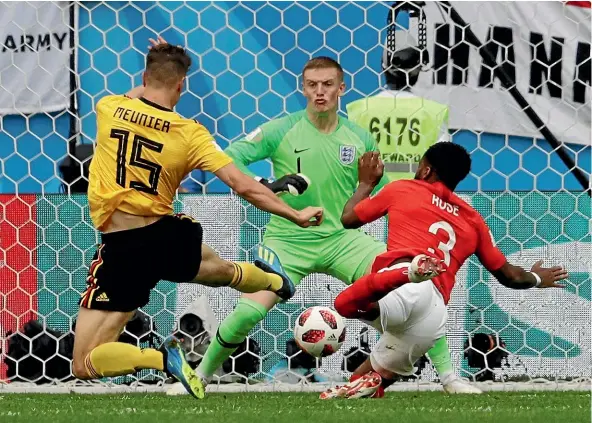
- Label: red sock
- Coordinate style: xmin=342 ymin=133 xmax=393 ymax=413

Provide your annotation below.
xmin=373 ymin=386 xmax=385 ymax=398
xmin=335 ymin=267 xmax=409 ymax=319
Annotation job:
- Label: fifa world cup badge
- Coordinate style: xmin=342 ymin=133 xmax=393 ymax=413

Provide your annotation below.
xmin=339 ymin=145 xmax=356 ymax=165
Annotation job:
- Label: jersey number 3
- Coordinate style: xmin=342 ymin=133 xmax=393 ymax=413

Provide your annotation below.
xmin=427 ymin=221 xmax=456 ymax=266
xmin=111 ymin=129 xmax=163 ymax=195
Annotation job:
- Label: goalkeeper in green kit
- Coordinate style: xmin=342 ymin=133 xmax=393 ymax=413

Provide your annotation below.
xmin=181 ymin=56 xmax=387 ymax=391
xmin=181 ymin=50 xmax=478 ymax=395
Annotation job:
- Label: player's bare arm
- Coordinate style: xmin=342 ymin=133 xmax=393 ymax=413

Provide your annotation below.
xmin=215 ymin=163 xmax=323 ymax=228
xmin=476 ymin=212 xmax=568 ymax=290
xmin=132 ymin=35 xmax=322 ymax=227
xmin=492 ymin=260 xmax=568 ymax=289
xmin=341 ymin=152 xmax=384 ymax=229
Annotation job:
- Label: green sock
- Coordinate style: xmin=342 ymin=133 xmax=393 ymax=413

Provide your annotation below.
xmin=196 ymin=297 xmax=268 ymax=381
xmin=427 ymin=336 xmax=455 ymax=382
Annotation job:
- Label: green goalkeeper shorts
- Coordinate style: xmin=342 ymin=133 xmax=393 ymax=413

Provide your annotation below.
xmin=262 ymin=229 xmax=386 ymax=286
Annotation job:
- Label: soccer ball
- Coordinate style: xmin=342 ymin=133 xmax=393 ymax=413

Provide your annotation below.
xmin=294 ymin=306 xmax=346 ymax=358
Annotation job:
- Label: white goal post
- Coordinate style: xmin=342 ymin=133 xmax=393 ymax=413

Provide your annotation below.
xmin=0 ymin=1 xmax=590 ymax=393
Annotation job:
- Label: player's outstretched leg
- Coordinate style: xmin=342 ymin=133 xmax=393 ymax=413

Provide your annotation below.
xmin=167 ymin=245 xmax=295 ymax=396
xmin=160 ymin=336 xmax=206 ymax=399
xmin=167 ymin=245 xmax=298 ymax=397
xmin=73 ymin=308 xmax=205 ymax=399
xmin=334 ymin=254 xmax=444 ymax=319
xmin=169 ymin=245 xmax=297 ymax=396
xmin=427 ymin=337 xmax=483 ymax=394
xmin=253 ymin=245 xmax=295 ymax=301
xmin=176 ymin=292 xmax=276 ymax=395
xmin=194 ymin=244 xmax=295 ymax=301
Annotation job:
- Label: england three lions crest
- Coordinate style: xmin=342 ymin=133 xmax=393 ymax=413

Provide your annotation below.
xmin=339 ymin=145 xmax=356 ymax=165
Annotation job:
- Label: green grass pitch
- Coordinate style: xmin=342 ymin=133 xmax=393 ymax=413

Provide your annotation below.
xmin=0 ymin=392 xmax=589 ymax=423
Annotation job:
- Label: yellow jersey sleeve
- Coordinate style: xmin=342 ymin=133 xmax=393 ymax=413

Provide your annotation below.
xmin=186 ymin=123 xmax=233 ymax=173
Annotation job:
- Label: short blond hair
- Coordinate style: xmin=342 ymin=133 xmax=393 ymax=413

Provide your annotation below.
xmin=302 ymin=56 xmax=344 ymax=81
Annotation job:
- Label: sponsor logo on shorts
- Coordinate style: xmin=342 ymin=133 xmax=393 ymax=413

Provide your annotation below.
xmin=385 ymin=345 xmax=397 ymax=351
xmin=95 ymin=292 xmax=109 ymax=302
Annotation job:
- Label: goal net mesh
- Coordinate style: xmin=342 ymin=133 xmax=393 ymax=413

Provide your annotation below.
xmin=0 ymin=1 xmax=590 ymax=393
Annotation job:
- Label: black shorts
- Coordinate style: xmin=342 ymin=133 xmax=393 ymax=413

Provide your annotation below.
xmin=79 ymin=213 xmax=203 ymax=312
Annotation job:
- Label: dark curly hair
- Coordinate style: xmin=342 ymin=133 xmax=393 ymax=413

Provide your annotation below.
xmin=423 ymin=143 xmax=472 ymax=191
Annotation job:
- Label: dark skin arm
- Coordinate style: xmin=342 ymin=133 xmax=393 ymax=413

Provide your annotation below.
xmin=492 ymin=260 xmax=567 ymax=289
xmin=342 ymin=152 xmax=384 ymax=229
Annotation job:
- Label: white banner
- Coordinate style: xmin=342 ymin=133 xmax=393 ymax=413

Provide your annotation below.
xmin=412 ymin=2 xmax=591 ymax=146
xmin=0 ymin=2 xmax=76 ymax=115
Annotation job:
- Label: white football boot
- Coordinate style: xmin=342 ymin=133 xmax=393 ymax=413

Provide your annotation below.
xmin=319 ymin=384 xmax=349 ymax=400
xmin=408 ymin=254 xmax=446 ymax=283
xmin=442 ymin=376 xmax=483 ymax=394
xmin=320 ymin=371 xmax=382 ymax=400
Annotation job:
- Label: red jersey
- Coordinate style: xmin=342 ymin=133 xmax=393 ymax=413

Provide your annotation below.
xmin=353 ymin=180 xmax=507 ymax=304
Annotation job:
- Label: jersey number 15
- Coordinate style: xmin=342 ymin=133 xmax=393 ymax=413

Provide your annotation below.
xmin=111 ymin=129 xmax=163 ymax=195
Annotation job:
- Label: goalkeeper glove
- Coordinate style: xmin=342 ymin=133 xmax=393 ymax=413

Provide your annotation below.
xmin=255 ymin=173 xmax=311 ymax=196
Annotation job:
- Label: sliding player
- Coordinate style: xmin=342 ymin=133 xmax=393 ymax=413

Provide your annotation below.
xmin=321 ymin=146 xmax=567 ymax=398
xmin=345 ymin=32 xmax=469 ymax=393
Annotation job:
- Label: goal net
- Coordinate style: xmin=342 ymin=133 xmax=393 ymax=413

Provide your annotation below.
xmin=0 ymin=1 xmax=590 ymax=393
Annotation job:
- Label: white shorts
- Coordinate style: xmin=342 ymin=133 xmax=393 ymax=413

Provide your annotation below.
xmin=368 ymin=264 xmax=447 ymax=376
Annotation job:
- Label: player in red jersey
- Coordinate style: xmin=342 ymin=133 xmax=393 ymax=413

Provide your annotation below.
xmin=321 ymin=144 xmax=568 ymax=399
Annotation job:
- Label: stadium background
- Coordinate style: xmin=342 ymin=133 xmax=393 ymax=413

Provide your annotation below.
xmin=0 ymin=2 xmax=590 ymax=384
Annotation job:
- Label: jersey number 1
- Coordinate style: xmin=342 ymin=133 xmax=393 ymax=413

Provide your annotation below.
xmin=111 ymin=129 xmax=163 ymax=195
xmin=427 ymin=221 xmax=456 ymax=266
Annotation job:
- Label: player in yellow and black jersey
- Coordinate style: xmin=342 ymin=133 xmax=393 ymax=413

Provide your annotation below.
xmin=73 ymin=37 xmax=324 ymax=399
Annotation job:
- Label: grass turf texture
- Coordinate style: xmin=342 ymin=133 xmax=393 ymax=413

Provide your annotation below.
xmin=0 ymin=392 xmax=589 ymax=423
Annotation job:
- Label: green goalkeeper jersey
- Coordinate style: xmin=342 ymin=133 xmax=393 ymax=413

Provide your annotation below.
xmin=225 ymin=110 xmax=386 ymax=239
